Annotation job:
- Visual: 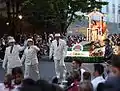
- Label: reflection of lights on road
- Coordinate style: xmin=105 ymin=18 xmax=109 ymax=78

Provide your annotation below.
xmin=18 ymin=15 xmax=23 ymax=20
xmin=6 ymin=22 xmax=9 ymax=25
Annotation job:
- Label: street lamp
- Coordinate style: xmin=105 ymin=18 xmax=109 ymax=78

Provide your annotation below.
xmin=6 ymin=22 xmax=9 ymax=26
xmin=18 ymin=15 xmax=23 ymax=33
xmin=18 ymin=15 xmax=23 ymax=20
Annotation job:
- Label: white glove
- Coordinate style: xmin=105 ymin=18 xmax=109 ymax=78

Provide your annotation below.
xmin=24 ymin=41 xmax=28 ymax=46
xmin=2 ymin=65 xmax=5 ymax=69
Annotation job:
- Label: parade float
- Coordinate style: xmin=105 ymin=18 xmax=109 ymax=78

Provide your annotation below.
xmin=65 ymin=9 xmax=107 ymax=63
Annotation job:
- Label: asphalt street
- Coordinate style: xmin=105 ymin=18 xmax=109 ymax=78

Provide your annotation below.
xmin=0 ymin=56 xmax=94 ymax=82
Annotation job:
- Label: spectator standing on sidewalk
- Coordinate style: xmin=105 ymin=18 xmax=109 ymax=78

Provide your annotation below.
xmin=72 ymin=60 xmax=86 ymax=82
xmin=91 ymin=64 xmax=105 ymax=91
xmin=103 ymin=55 xmax=120 ymax=91
xmin=80 ymin=80 xmax=93 ymax=91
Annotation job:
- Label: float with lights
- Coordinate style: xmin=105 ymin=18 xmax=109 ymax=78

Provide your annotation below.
xmin=65 ymin=9 xmax=107 ymax=63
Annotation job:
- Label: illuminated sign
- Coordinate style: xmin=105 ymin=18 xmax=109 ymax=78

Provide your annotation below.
xmin=66 ymin=51 xmax=90 ymax=57
xmin=66 ymin=43 xmax=89 ymax=57
xmin=72 ymin=44 xmax=83 ymax=51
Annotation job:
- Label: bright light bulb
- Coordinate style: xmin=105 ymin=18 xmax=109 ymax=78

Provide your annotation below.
xmin=18 ymin=15 xmax=23 ymax=19
xmin=6 ymin=22 xmax=9 ymax=25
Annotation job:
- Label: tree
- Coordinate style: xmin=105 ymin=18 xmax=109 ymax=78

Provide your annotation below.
xmin=0 ymin=0 xmax=24 ymax=36
xmin=21 ymin=0 xmax=108 ymax=33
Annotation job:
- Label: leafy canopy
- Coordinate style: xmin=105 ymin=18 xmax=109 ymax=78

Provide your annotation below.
xmin=22 ymin=0 xmax=108 ymax=32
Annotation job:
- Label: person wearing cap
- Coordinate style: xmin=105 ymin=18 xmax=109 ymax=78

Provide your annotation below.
xmin=21 ymin=38 xmax=40 ymax=81
xmin=48 ymin=34 xmax=54 ymax=47
xmin=49 ymin=33 xmax=67 ymax=80
xmin=2 ymin=38 xmax=27 ymax=74
xmin=103 ymin=55 xmax=120 ymax=91
xmin=104 ymin=38 xmax=113 ymax=61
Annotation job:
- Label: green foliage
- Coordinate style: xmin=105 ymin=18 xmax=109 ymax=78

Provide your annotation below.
xmin=65 ymin=56 xmax=104 ymax=63
xmin=21 ymin=0 xmax=108 ymax=32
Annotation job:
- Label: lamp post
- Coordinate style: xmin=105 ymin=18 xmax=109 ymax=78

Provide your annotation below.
xmin=18 ymin=15 xmax=23 ymax=33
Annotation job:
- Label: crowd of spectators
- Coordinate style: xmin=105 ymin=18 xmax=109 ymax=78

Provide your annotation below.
xmin=0 ymin=32 xmax=119 ymax=60
xmin=0 ymin=32 xmax=120 ymax=91
xmin=67 ymin=35 xmax=86 ymax=47
xmin=108 ymin=34 xmax=120 ymax=46
xmin=0 ymin=55 xmax=120 ymax=91
xmin=0 ymin=32 xmax=86 ymax=60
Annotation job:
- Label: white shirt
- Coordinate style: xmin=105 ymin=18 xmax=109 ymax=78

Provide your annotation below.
xmin=81 ymin=68 xmax=86 ymax=82
xmin=49 ymin=39 xmax=67 ymax=60
xmin=21 ymin=45 xmax=40 ymax=65
xmin=91 ymin=76 xmax=105 ymax=91
xmin=3 ymin=45 xmax=25 ymax=69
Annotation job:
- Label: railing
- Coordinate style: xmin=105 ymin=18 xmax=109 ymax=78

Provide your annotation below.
xmin=87 ymin=28 xmax=99 ymax=41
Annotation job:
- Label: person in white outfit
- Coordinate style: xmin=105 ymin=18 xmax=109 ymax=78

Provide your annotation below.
xmin=2 ymin=38 xmax=26 ymax=74
xmin=49 ymin=33 xmax=67 ymax=79
xmin=91 ymin=64 xmax=105 ymax=91
xmin=48 ymin=34 xmax=54 ymax=47
xmin=21 ymin=38 xmax=40 ymax=81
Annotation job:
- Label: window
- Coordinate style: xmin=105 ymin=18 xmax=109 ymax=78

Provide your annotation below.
xmin=112 ymin=4 xmax=115 ymax=13
xmin=118 ymin=10 xmax=120 ymax=14
xmin=106 ymin=5 xmax=109 ymax=13
xmin=118 ymin=4 xmax=120 ymax=14
xmin=118 ymin=4 xmax=120 ymax=8
xmin=119 ymin=23 xmax=120 ymax=28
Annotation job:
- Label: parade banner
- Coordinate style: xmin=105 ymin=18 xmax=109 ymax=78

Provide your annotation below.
xmin=66 ymin=43 xmax=104 ymax=63
xmin=66 ymin=51 xmax=90 ymax=57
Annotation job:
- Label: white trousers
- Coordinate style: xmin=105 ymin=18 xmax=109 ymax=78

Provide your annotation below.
xmin=54 ymin=58 xmax=67 ymax=79
xmin=24 ymin=64 xmax=40 ymax=81
xmin=7 ymin=68 xmax=12 ymax=74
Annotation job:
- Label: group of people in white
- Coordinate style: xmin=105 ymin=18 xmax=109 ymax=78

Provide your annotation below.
xmin=2 ymin=33 xmax=68 ymax=82
xmin=2 ymin=37 xmax=40 ymax=81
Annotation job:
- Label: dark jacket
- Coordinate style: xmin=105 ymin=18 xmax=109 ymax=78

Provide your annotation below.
xmin=104 ymin=44 xmax=113 ymax=60
xmin=103 ymin=76 xmax=120 ymax=91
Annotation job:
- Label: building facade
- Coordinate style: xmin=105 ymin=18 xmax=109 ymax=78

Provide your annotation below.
xmin=101 ymin=0 xmax=120 ymax=33
xmin=0 ymin=0 xmax=6 ymax=16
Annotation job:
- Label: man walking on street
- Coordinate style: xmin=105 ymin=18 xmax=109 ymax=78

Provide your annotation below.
xmin=21 ymin=38 xmax=40 ymax=81
xmin=2 ymin=38 xmax=26 ymax=74
xmin=49 ymin=33 xmax=67 ymax=80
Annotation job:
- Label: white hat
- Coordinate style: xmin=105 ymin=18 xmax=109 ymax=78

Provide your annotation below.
xmin=27 ymin=38 xmax=34 ymax=42
xmin=49 ymin=34 xmax=53 ymax=37
xmin=8 ymin=38 xmax=15 ymax=43
xmin=8 ymin=36 xmax=14 ymax=40
xmin=55 ymin=33 xmax=60 ymax=37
